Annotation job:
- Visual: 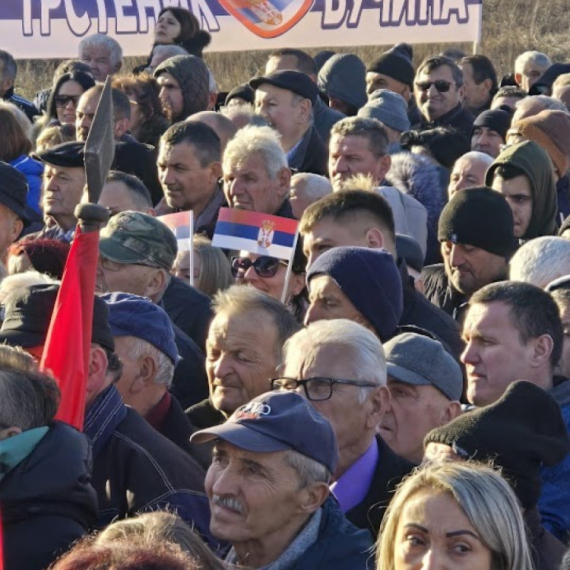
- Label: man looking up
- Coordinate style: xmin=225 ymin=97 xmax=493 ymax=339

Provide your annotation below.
xmin=250 ymin=70 xmax=327 ymax=175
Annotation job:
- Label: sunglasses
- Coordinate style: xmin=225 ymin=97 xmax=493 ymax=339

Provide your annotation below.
xmin=230 ymin=256 xmax=286 ymax=278
xmin=55 ymin=94 xmax=80 ymax=107
xmin=415 ymin=80 xmax=454 ymax=93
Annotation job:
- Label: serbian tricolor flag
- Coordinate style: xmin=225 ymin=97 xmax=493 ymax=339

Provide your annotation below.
xmin=212 ymin=208 xmax=298 ymax=260
xmin=158 ymin=211 xmax=194 ymax=252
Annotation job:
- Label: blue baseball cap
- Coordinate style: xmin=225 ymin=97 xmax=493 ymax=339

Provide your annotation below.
xmin=191 ymin=391 xmax=339 ymax=474
xmin=102 ymin=292 xmax=179 ymax=364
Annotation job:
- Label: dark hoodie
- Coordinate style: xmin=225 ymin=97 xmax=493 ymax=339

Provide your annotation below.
xmin=486 ymin=140 xmax=558 ymax=239
xmin=154 ymin=55 xmax=210 ymax=121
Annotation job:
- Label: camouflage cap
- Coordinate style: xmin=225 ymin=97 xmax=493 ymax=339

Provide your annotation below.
xmin=99 ymin=211 xmax=178 ymax=271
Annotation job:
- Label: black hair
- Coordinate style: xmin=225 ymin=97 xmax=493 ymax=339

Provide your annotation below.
xmin=268 ymin=49 xmax=318 ymax=77
xmin=160 ymin=121 xmax=221 ymax=166
xmin=460 ymin=54 xmax=498 ymax=93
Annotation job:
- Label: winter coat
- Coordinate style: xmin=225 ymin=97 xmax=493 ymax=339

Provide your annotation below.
xmin=486 ymin=141 xmax=558 ymax=240
xmin=10 ymin=155 xmax=43 ymax=215
xmin=288 ymin=125 xmax=328 ymax=176
xmin=420 ymin=102 xmax=474 ymax=139
xmin=421 ymin=263 xmax=468 ymax=323
xmin=525 ymin=507 xmax=567 ymax=570
xmin=313 ymin=96 xmax=345 ymax=147
xmin=1 ymin=422 xmax=98 ymax=570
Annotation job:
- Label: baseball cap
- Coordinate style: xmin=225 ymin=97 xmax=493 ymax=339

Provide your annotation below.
xmin=384 ymin=332 xmax=463 ymax=401
xmin=191 ymin=391 xmax=339 ymax=473
xmin=99 ymin=211 xmax=178 ymax=271
xmin=249 ymin=70 xmax=320 ymax=105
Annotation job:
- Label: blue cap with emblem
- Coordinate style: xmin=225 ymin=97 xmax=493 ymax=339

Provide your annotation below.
xmin=191 ymin=391 xmax=339 ymax=473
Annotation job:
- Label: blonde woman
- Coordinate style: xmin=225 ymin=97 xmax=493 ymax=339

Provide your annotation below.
xmin=376 ymin=462 xmax=533 ymax=570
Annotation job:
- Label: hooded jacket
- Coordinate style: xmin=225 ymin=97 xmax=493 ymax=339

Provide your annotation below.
xmin=486 ymin=141 xmax=558 ymax=239
xmin=318 ymin=54 xmax=367 ymax=111
xmin=0 ymin=422 xmax=98 ymax=570
xmin=154 ymin=55 xmax=210 ymax=121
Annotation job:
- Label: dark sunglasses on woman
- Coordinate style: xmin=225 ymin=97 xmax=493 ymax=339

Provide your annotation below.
xmin=230 ymin=256 xmax=286 ymax=278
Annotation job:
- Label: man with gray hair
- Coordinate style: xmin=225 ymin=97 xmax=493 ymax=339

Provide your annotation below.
xmin=0 ymin=49 xmax=38 ymax=121
xmin=78 ymin=33 xmax=123 ymax=81
xmin=146 ymin=44 xmax=188 ymax=73
xmin=509 ymin=236 xmax=570 ymax=289
xmin=289 ymin=172 xmax=332 ymax=219
xmin=191 ymin=390 xmax=373 ymax=569
xmin=448 ymin=151 xmax=494 ymax=199
xmin=186 ymin=285 xmax=300 ymax=429
xmin=105 ymin=293 xmax=210 ymax=468
xmin=275 ymin=319 xmax=414 ymax=535
xmin=514 ymin=50 xmax=552 ymax=93
xmin=223 ymin=125 xmax=294 ymax=216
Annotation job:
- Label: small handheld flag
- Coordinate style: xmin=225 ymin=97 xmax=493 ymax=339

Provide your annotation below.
xmin=158 ymin=211 xmax=194 ymax=286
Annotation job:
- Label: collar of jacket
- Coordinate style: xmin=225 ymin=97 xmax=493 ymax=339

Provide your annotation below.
xmin=84 ymin=385 xmax=128 ymax=457
xmin=0 ymin=426 xmax=49 ymax=482
xmin=425 ymin=103 xmax=465 ymax=127
xmin=287 ymin=125 xmax=313 ymax=171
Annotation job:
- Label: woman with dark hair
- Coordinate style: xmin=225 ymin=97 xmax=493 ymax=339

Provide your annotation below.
xmin=113 ymin=73 xmax=170 ymax=147
xmin=43 ymin=71 xmax=95 ymax=127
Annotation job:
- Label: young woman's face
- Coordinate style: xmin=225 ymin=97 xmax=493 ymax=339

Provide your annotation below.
xmin=55 ymin=80 xmax=84 ymax=125
xmin=394 ymin=490 xmax=493 ymax=570
xmin=154 ymin=11 xmax=181 ymax=44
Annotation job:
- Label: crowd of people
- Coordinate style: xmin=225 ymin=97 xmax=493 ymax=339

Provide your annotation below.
xmin=1 ymin=7 xmax=570 ymax=569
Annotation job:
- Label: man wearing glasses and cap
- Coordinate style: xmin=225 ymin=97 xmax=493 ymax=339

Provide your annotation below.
xmin=274 ymin=319 xmax=413 ymax=537
xmin=414 ymin=55 xmax=474 ymax=138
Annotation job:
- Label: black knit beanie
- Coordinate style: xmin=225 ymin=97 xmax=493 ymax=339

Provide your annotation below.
xmin=438 ymin=186 xmax=517 ymax=258
xmin=366 ymin=43 xmax=415 ymax=88
xmin=424 ymin=381 xmax=570 ymax=509
xmin=472 ymin=109 xmax=512 ymax=141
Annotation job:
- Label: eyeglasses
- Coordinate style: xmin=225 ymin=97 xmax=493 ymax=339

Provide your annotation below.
xmin=54 ymin=94 xmax=80 ymax=108
xmin=415 ymin=80 xmax=455 ymax=93
xmin=230 ymin=256 xmax=286 ymax=278
xmin=270 ymin=377 xmax=377 ymax=401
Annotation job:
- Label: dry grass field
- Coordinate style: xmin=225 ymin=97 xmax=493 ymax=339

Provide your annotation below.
xmin=14 ymin=0 xmax=570 ymax=99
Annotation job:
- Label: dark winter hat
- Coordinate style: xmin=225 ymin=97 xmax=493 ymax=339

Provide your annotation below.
xmin=314 ymin=50 xmax=335 ymax=72
xmin=0 ymin=284 xmax=114 ymax=351
xmin=395 ymin=234 xmax=424 ymax=273
xmin=33 ymin=141 xmax=85 ymax=168
xmin=249 ymin=70 xmax=319 ymax=104
xmin=225 ymin=83 xmax=254 ymax=106
xmin=529 ymin=63 xmax=570 ymax=95
xmin=0 ymin=162 xmax=32 ymax=225
xmin=438 ymin=186 xmax=517 ymax=258
xmin=366 ymin=44 xmax=415 ymax=88
xmin=306 ymin=246 xmax=403 ymax=341
xmin=318 ymin=54 xmax=367 ymax=110
xmin=358 ymin=89 xmax=411 ymax=133
xmin=472 ymin=109 xmax=512 ymax=141
xmin=424 ymin=381 xmax=570 ymax=509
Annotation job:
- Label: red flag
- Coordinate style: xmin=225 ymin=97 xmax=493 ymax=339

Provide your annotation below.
xmin=40 ymin=227 xmax=99 ymax=430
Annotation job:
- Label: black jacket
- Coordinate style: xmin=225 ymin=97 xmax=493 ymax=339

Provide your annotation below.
xmin=161 ymin=275 xmax=213 ymax=352
xmin=1 ymin=422 xmax=98 ymax=570
xmin=525 ymin=507 xmax=567 ymax=570
xmin=398 ymin=260 xmax=463 ymax=359
xmin=313 ymin=96 xmax=345 ymax=147
xmin=421 ymin=263 xmax=468 ymax=323
xmin=420 ymin=102 xmax=475 ymax=139
xmin=3 ymin=88 xmax=39 ymax=122
xmin=186 ymin=397 xmax=225 ymax=430
xmin=345 ymin=437 xmax=414 ymax=538
xmin=288 ymin=125 xmax=328 ymax=176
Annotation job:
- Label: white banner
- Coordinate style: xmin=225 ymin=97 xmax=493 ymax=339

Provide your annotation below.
xmin=1 ymin=0 xmax=482 ymax=59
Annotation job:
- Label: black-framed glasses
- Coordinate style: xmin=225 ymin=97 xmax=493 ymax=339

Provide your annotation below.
xmin=270 ymin=376 xmax=377 ymax=401
xmin=230 ymin=256 xmax=286 ymax=279
xmin=415 ymin=80 xmax=454 ymax=93
xmin=55 ymin=94 xmax=80 ymax=107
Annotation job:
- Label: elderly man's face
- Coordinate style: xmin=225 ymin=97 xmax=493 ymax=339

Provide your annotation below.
xmin=414 ymin=64 xmax=463 ymax=121
xmin=380 ymin=379 xmax=458 ymax=464
xmin=448 ymin=156 xmax=490 ymax=198
xmin=471 ymin=126 xmax=503 ymax=158
xmin=223 ymin=152 xmax=289 ymax=214
xmin=206 ymin=440 xmax=313 ymax=544
xmin=517 ymin=60 xmax=548 ymax=93
xmin=80 ymin=44 xmax=118 ymax=81
xmin=441 ymin=240 xmax=508 ymax=297
xmin=96 ymin=256 xmax=161 ymax=298
xmin=328 ymin=134 xmax=389 ymax=190
xmin=254 ymin=84 xmax=306 ymax=141
xmin=206 ymin=309 xmax=280 ymax=417
xmin=42 ymin=164 xmax=85 ymax=228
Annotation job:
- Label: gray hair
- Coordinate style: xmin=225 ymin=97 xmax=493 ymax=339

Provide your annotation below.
xmin=212 ymin=285 xmax=301 ymax=361
xmin=78 ymin=33 xmax=123 ymax=67
xmin=510 ymin=237 xmax=570 ymax=289
xmin=291 ymin=173 xmax=332 ymax=202
xmin=453 ymin=150 xmax=494 ymax=170
xmin=284 ymin=449 xmax=331 ymax=489
xmin=0 ymin=50 xmax=17 ymax=82
xmin=223 ymin=125 xmax=288 ymax=179
xmin=283 ymin=319 xmax=386 ymax=402
xmin=514 ymin=50 xmax=552 ymax=75
xmin=152 ymin=44 xmax=188 ymax=61
xmin=377 ymin=462 xmax=534 ymax=570
xmin=125 ymin=337 xmax=175 ymax=389
xmin=220 ymin=103 xmax=269 ymax=128
xmin=331 ymin=116 xmax=389 ymax=158
xmin=515 ymin=94 xmax=569 ymax=115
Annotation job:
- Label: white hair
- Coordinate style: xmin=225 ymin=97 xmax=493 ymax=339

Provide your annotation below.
xmin=0 ymin=271 xmax=59 ymax=304
xmin=78 ymin=33 xmax=123 ymax=67
xmin=126 ymin=337 xmax=175 ymax=389
xmin=514 ymin=50 xmax=552 ymax=75
xmin=454 ymin=151 xmax=494 ymax=170
xmin=152 ymin=44 xmax=188 ymax=60
xmin=284 ymin=449 xmax=331 ymax=488
xmin=223 ymin=125 xmax=287 ymax=179
xmin=282 ymin=319 xmax=386 ymax=402
xmin=220 ymin=103 xmax=269 ymax=128
xmin=509 ymin=236 xmax=570 ymax=288
xmin=291 ymin=173 xmax=332 ymax=202
xmin=515 ymin=95 xmax=569 ymax=115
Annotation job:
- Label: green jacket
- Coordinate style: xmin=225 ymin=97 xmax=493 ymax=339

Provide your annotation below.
xmin=486 ymin=140 xmax=558 ymax=239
